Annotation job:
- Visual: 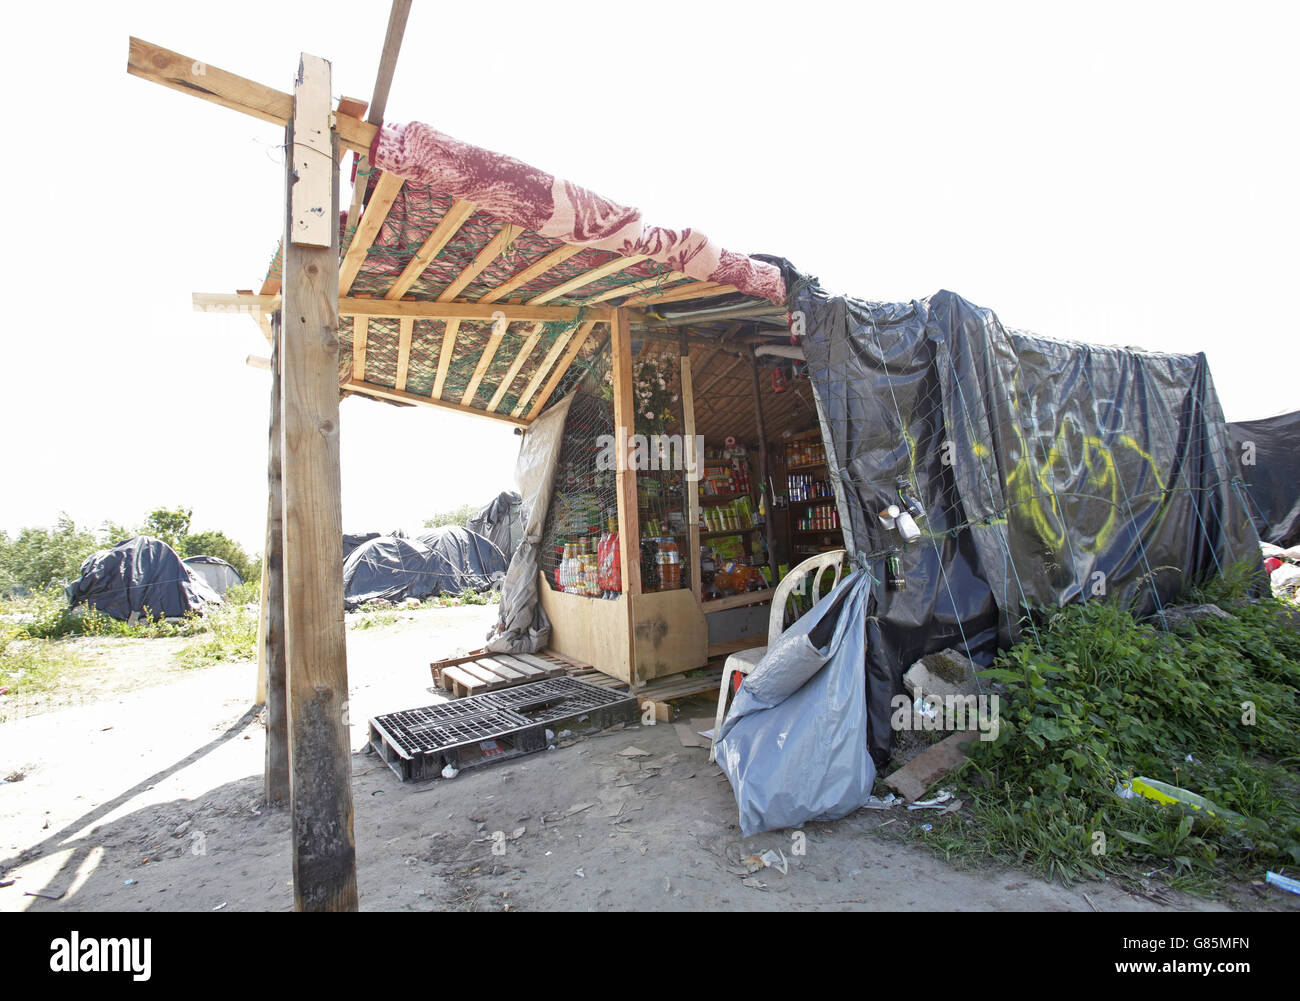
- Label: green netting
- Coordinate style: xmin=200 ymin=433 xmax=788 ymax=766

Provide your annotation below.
xmin=338 ymin=315 xmax=355 ymax=384
xmin=495 ymin=319 xmax=582 ymax=414
xmin=404 ymin=320 xmax=443 ymax=396
xmin=440 ymin=321 xmax=492 ymax=402
xmin=363 ymin=318 xmax=400 ymax=388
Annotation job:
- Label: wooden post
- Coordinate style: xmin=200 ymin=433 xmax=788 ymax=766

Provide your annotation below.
xmin=750 ymin=348 xmax=778 ymax=585
xmin=281 ymin=54 xmax=358 ymax=912
xmin=610 ymin=309 xmax=640 ymax=687
xmin=263 ymin=312 xmax=289 ymax=805
xmin=680 ymin=332 xmax=702 ymax=599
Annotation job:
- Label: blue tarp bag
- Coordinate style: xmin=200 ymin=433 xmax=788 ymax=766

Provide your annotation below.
xmin=716 ymin=569 xmax=875 ymax=836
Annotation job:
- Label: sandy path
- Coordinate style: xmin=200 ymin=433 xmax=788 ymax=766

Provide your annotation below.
xmin=0 ymin=606 xmax=1245 ymax=912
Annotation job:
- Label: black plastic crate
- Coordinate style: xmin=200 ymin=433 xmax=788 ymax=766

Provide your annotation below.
xmin=368 ymin=677 xmax=637 ymax=782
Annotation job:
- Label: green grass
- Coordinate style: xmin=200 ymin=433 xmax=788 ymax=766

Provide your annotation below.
xmin=907 ymin=562 xmax=1300 ymax=893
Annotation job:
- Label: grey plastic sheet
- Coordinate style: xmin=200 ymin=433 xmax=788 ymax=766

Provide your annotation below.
xmin=485 ymin=394 xmax=575 ymax=653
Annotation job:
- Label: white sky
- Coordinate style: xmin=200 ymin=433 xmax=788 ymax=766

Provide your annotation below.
xmin=3 ymin=1 xmax=1297 ymax=553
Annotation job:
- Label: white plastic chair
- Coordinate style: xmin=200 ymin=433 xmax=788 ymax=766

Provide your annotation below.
xmin=709 ymin=549 xmax=847 ymax=763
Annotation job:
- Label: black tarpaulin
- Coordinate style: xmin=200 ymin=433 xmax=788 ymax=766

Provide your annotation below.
xmin=1228 ymin=410 xmax=1300 ymax=547
xmin=776 ymin=263 xmax=1262 ymax=765
xmin=343 ymin=529 xmax=506 ymax=610
xmin=465 ymin=491 xmax=525 ymax=560
xmin=66 ymin=536 xmax=220 ymax=620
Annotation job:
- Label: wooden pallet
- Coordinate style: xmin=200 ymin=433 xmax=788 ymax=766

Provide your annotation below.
xmin=431 ymin=649 xmax=602 ymax=698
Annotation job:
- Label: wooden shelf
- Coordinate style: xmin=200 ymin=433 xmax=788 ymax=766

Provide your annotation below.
xmin=702 ymin=588 xmax=775 ymax=614
xmin=698 ymin=491 xmax=750 ymax=504
xmin=700 ymin=527 xmax=758 ymax=539
xmin=786 ymin=461 xmax=828 ymax=472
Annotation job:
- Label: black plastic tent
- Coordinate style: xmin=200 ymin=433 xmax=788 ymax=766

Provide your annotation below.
xmin=183 ymin=555 xmax=244 ymax=596
xmin=342 ymin=528 xmax=506 ymax=610
xmin=1227 ymin=409 xmax=1300 ymax=547
xmin=465 ymin=491 xmax=525 ymax=561
xmin=66 ymin=536 xmax=221 ymax=620
xmin=770 ymin=259 xmax=1262 ymax=766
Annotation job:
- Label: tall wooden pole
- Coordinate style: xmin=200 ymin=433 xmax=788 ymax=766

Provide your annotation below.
xmin=281 ymin=53 xmax=358 ymax=911
xmin=680 ymin=331 xmax=702 ymax=599
xmin=750 ymin=348 xmax=778 ymax=585
xmin=263 ymin=313 xmax=289 ymax=805
xmin=610 ymin=309 xmax=641 ymax=686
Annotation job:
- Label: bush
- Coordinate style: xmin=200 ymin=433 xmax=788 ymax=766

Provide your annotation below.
xmin=923 ymin=566 xmax=1300 ymax=890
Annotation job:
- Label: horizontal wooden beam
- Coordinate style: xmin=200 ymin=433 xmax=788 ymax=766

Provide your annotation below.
xmin=194 ymin=291 xmax=612 ymax=324
xmin=341 ymin=379 xmax=529 ymax=427
xmin=127 ymin=37 xmax=376 ymax=154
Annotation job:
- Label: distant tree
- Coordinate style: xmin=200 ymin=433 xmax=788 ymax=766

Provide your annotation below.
xmin=141 ymin=506 xmax=193 ymax=553
xmin=0 ymin=514 xmax=100 ymax=592
xmin=423 ymin=503 xmax=479 ymax=529
xmin=182 ymin=530 xmax=257 ymax=583
xmin=98 ymin=520 xmax=135 ymax=546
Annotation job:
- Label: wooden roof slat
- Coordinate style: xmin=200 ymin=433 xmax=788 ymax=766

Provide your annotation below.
xmin=580 ymin=271 xmax=688 ymax=305
xmin=511 ymin=322 xmax=580 ymax=417
xmin=395 ymin=316 xmax=413 ymax=391
xmin=339 ymin=171 xmax=404 ymax=294
xmin=478 ymin=244 xmax=585 ymax=305
xmin=525 ymin=319 xmax=600 ymax=420
xmin=526 ymin=255 xmax=649 ymax=305
xmin=341 ymin=379 xmax=529 ymax=427
xmin=486 ymin=323 xmax=544 ymax=412
xmin=437 ymin=224 xmax=521 ymax=303
xmin=630 ymin=281 xmax=736 ymax=306
xmin=350 ymin=316 xmax=369 ymax=384
xmin=383 ymin=198 xmax=477 ymax=301
xmin=432 ymin=319 xmax=459 ymax=399
xmin=459 ymin=321 xmax=509 ymax=405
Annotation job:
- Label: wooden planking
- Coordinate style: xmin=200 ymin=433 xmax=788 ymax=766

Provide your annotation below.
xmin=394 ymin=317 xmax=414 ymax=390
xmin=384 ymin=198 xmax=476 ymax=301
xmin=438 ymin=224 xmax=520 ymax=302
xmin=280 ymin=53 xmax=356 ymax=913
xmin=350 ymin=316 xmax=369 ymax=383
xmin=339 ymin=171 xmax=404 ymax=294
xmin=341 ymin=378 xmax=529 ymax=426
xmin=127 ymin=38 xmax=376 ymax=154
xmin=512 ymin=322 xmax=580 ymax=417
xmin=459 ymin=317 xmax=508 ymax=405
xmin=195 ymin=291 xmax=610 ymax=325
xmin=432 ymin=319 xmax=459 ymax=398
xmin=695 ymin=351 xmax=746 ymax=399
xmin=486 ymin=323 xmax=544 ymax=411
xmin=526 ymin=255 xmax=649 ymax=305
xmin=479 ymin=243 xmax=585 ymax=304
xmin=524 ymin=319 xmax=600 ymax=420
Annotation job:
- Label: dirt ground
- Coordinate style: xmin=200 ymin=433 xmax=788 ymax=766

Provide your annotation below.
xmin=0 ymin=605 xmax=1276 ymax=912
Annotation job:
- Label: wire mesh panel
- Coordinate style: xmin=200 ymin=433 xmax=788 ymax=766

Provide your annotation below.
xmin=539 ymin=344 xmax=620 ymax=597
xmin=629 ymin=340 xmax=692 ymax=594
